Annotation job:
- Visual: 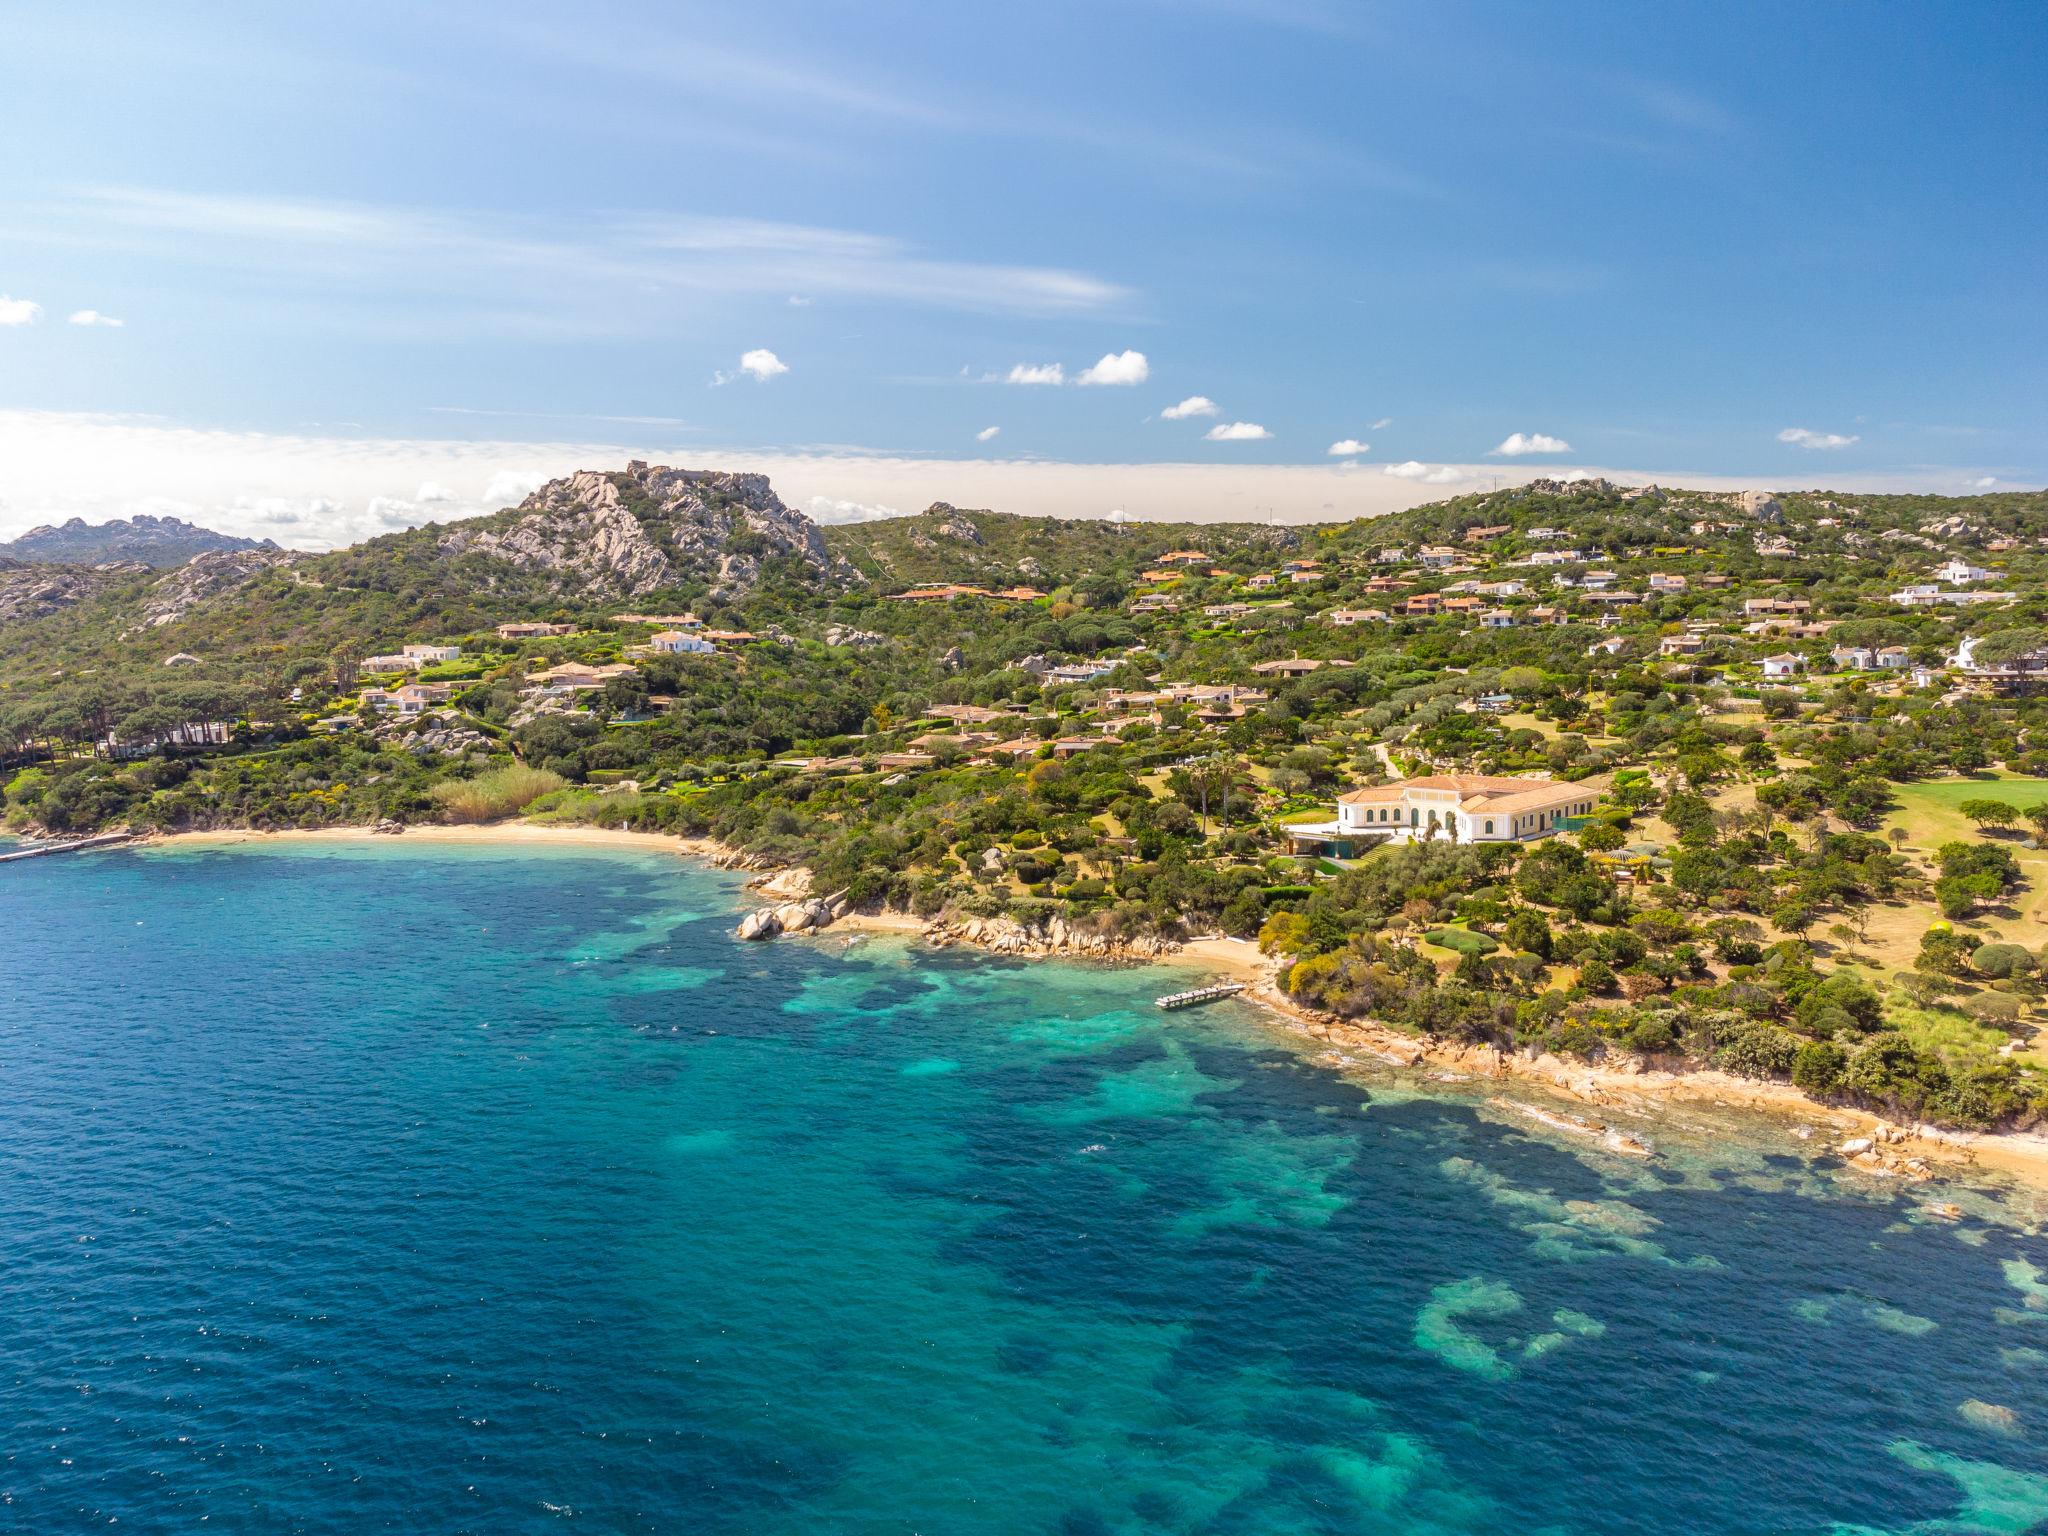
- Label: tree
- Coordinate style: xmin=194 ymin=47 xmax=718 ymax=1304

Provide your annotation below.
xmin=1960 ymin=798 xmax=2020 ymax=831
xmin=1258 ymin=910 xmax=1312 ymax=956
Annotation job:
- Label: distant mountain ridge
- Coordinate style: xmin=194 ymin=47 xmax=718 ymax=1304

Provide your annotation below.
xmin=0 ymin=514 xmax=277 ymax=568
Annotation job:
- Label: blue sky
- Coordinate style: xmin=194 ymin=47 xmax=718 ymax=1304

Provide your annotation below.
xmin=2 ymin=0 xmax=2043 ymax=540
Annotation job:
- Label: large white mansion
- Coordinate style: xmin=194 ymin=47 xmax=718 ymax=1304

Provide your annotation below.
xmin=1287 ymin=774 xmax=1598 ymax=855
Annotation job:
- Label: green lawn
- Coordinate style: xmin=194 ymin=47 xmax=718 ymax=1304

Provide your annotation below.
xmin=1886 ymin=774 xmax=2048 ymax=850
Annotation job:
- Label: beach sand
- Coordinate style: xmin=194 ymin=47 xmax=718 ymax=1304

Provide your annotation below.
xmin=139 ymin=820 xmax=2048 ymax=1195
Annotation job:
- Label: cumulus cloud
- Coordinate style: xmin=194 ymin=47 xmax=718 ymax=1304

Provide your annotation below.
xmin=1006 ymin=362 xmax=1065 ymax=385
xmin=1383 ymin=461 xmax=1464 ymax=484
xmin=738 ymin=347 xmax=788 ymax=381
xmin=1778 ymin=426 xmax=1859 ymax=450
xmin=68 ymin=309 xmax=124 ymax=327
xmin=1491 ymin=432 xmax=1571 ymax=455
xmin=1327 ymin=439 xmax=1369 ymax=456
xmin=0 ymin=296 xmax=42 ymax=326
xmin=806 ymin=494 xmax=903 ymax=524
xmin=975 ymin=425 xmax=1001 ymax=442
xmin=1076 ymin=349 xmax=1149 ymax=386
xmin=1161 ymin=395 xmax=1219 ymax=420
xmin=415 ymin=480 xmax=457 ymax=503
xmin=1205 ymin=421 xmax=1271 ymax=441
xmin=483 ymin=469 xmax=546 ymax=506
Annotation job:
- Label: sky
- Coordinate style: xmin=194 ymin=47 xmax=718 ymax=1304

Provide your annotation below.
xmin=2 ymin=0 xmax=2043 ymax=547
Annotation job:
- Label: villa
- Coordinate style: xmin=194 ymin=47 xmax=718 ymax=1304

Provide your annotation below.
xmin=1286 ymin=774 xmax=1601 ymax=855
xmin=495 ymin=621 xmax=576 ymax=640
xmin=651 ymin=629 xmax=716 ymax=654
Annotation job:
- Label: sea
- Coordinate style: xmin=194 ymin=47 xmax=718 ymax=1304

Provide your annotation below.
xmin=2 ymin=838 xmax=2046 ymax=1534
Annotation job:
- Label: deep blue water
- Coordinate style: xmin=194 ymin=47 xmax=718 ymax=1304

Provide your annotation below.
xmin=2 ymin=841 xmax=2047 ymax=1535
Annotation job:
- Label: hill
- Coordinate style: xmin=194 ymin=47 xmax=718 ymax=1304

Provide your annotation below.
xmin=0 ymin=514 xmax=277 ymax=567
xmin=824 ymin=503 xmax=1299 ymax=588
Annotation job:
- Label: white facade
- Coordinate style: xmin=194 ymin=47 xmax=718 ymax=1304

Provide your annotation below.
xmin=1332 ymin=775 xmax=1597 ymax=844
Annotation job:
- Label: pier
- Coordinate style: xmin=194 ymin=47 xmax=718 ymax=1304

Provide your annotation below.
xmin=1155 ymin=981 xmax=1246 ymax=1010
xmin=0 ymin=831 xmax=139 ymax=863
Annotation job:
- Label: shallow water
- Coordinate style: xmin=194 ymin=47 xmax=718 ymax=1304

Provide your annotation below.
xmin=2 ymin=840 xmax=2046 ymax=1533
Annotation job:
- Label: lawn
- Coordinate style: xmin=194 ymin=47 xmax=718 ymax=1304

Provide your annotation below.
xmin=1887 ymin=775 xmax=2048 ymax=844
xmin=1857 ymin=775 xmax=2048 ymax=1011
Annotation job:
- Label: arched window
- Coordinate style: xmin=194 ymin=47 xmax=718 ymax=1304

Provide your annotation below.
xmin=1484 ymin=820 xmax=1494 ymax=834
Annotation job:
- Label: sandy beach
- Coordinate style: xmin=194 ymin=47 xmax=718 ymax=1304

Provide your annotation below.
xmin=138 ymin=818 xmax=2048 ymax=1196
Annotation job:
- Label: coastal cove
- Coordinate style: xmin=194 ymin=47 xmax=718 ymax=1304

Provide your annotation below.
xmin=4 ymin=834 xmax=2048 ymax=1532
xmin=143 ymin=822 xmax=2048 ymax=1196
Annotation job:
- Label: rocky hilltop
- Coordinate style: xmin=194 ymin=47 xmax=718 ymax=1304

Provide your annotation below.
xmin=0 ymin=514 xmax=276 ymax=568
xmin=438 ymin=461 xmax=845 ymax=600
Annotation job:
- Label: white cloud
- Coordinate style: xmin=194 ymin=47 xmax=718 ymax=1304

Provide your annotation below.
xmin=975 ymin=425 xmax=1001 ymax=442
xmin=1491 ymin=432 xmax=1571 ymax=456
xmin=1205 ymin=421 xmax=1271 ymax=441
xmin=0 ymin=296 xmax=42 ymax=326
xmin=415 ymin=479 xmax=457 ymax=503
xmin=806 ymin=494 xmax=902 ymax=524
xmin=1161 ymin=395 xmax=1219 ymax=420
xmin=739 ymin=347 xmax=787 ymax=381
xmin=1327 ymin=439 xmax=1369 ymax=456
xmin=1778 ymin=426 xmax=1860 ymax=450
xmin=786 ymin=294 xmax=812 ymax=306
xmin=1076 ymin=349 xmax=1149 ymax=386
xmin=34 ymin=188 xmax=1131 ymax=321
xmin=483 ymin=470 xmax=546 ymax=506
xmin=1369 ymin=417 xmax=1393 ymax=431
xmin=0 ymin=409 xmax=2001 ymax=552
xmin=1006 ymin=362 xmax=1065 ymax=385
xmin=1384 ymin=461 xmax=1465 ymax=484
xmin=68 ymin=309 xmax=124 ymax=327
xmin=1970 ymin=476 xmax=1998 ymax=488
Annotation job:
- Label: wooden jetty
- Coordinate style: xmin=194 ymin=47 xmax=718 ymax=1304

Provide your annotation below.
xmin=0 ymin=831 xmax=138 ymax=863
xmin=1155 ymin=981 xmax=1246 ymax=1010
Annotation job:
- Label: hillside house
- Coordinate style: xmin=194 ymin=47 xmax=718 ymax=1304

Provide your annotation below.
xmin=403 ymin=644 xmax=461 ymax=663
xmin=1285 ymin=774 xmax=1599 ymax=854
xmin=1761 ymin=653 xmax=1807 ymax=679
xmin=1934 ymin=559 xmax=1994 ymax=584
xmin=651 ymin=630 xmax=716 ymax=654
xmin=495 ymin=622 xmax=575 ymax=639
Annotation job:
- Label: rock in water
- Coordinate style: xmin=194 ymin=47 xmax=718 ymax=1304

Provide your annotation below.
xmin=735 ymin=908 xmax=782 ymax=941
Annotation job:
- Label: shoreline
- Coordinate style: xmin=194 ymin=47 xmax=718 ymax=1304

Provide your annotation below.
xmin=137 ymin=819 xmax=2048 ymax=1196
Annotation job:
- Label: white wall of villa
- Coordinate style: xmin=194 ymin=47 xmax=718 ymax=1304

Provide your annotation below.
xmin=1293 ymin=774 xmax=1600 ymax=848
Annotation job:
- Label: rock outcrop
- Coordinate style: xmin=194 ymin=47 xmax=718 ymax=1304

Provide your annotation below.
xmin=141 ymin=549 xmax=299 ymax=626
xmin=923 ymin=914 xmax=1181 ymax=960
xmin=440 ymin=462 xmax=842 ymax=600
xmin=735 ymin=895 xmax=843 ymax=940
xmin=0 ymin=564 xmax=120 ymax=624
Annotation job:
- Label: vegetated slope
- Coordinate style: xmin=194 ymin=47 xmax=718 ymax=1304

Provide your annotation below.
xmin=824 ymin=503 xmax=1301 ymax=588
xmin=0 ymin=464 xmax=858 ymax=686
xmin=0 ymin=514 xmax=277 ymax=567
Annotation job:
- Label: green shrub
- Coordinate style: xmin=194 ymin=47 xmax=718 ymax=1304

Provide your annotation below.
xmin=1792 ymin=1040 xmax=1848 ymax=1096
xmin=430 ymin=764 xmax=567 ymax=823
xmin=1423 ymin=928 xmax=1499 ymax=958
xmin=1713 ymin=1021 xmax=1799 ymax=1079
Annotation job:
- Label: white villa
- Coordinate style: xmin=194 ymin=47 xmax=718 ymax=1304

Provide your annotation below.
xmin=1286 ymin=774 xmax=1600 ymax=855
xmin=651 ymin=629 xmax=716 ymax=654
xmin=403 ymin=643 xmax=461 ymax=663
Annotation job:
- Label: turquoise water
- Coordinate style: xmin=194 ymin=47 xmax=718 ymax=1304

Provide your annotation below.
xmin=3 ymin=842 xmax=2047 ymax=1534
